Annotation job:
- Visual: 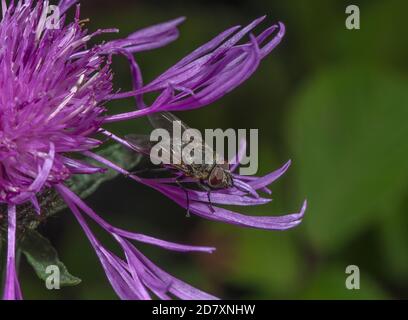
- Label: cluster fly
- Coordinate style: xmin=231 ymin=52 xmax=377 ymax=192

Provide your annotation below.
xmin=125 ymin=112 xmax=235 ymax=215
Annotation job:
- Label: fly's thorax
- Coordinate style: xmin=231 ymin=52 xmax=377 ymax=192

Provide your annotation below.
xmin=181 ymin=163 xmax=214 ymax=180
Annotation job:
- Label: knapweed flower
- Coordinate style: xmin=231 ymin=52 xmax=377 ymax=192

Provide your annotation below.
xmin=0 ymin=0 xmax=306 ymax=300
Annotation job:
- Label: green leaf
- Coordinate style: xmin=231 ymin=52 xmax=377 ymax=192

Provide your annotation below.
xmin=289 ymin=67 xmax=408 ymax=253
xmin=20 ymin=230 xmax=81 ymax=287
xmin=68 ymin=143 xmax=142 ymax=199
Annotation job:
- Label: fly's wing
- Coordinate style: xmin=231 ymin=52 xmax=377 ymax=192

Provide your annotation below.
xmin=148 ymin=111 xmax=190 ymax=131
xmin=202 ymin=142 xmax=224 ymax=166
xmin=148 ymin=112 xmax=191 ymax=144
xmin=125 ymin=134 xmax=173 ymax=166
xmin=125 ymin=134 xmax=155 ymax=156
xmin=149 ymin=112 xmax=226 ymax=166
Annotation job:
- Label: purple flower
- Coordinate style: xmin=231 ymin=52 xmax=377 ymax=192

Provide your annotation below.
xmin=0 ymin=0 xmax=305 ymax=300
xmin=103 ymin=16 xmax=286 ymax=122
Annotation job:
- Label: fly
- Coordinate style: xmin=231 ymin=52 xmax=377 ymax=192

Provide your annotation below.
xmin=125 ymin=112 xmax=234 ymax=216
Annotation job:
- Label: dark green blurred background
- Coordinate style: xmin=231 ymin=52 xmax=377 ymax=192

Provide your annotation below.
xmin=21 ymin=0 xmax=408 ymax=299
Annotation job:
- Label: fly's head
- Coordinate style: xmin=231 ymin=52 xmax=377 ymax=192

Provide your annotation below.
xmin=208 ymin=163 xmax=233 ymax=189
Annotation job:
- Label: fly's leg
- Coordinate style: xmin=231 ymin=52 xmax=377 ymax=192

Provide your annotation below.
xmin=176 ymin=178 xmax=191 ymax=218
xmin=198 ymin=182 xmax=215 ymax=213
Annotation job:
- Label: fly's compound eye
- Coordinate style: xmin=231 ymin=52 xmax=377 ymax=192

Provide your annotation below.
xmin=209 ymin=167 xmax=225 ymax=188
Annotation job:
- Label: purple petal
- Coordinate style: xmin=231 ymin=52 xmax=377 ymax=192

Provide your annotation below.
xmin=99 ymin=17 xmax=185 ymax=54
xmin=59 ymin=186 xmax=151 ymax=299
xmin=156 ymin=183 xmax=270 ymax=206
xmin=234 ymin=160 xmax=291 ymax=190
xmin=10 ymin=143 xmax=55 ymax=204
xmin=230 ymin=137 xmax=247 ymax=172
xmin=2 ymin=205 xmax=23 ymax=300
xmin=58 ymin=184 xmax=217 ymax=300
xmin=58 ymin=182 xmax=215 ymax=253
xmin=187 ymin=200 xmax=307 ymax=230
xmin=157 ymin=186 xmax=306 ymax=230
xmin=233 ymin=178 xmax=260 ymax=198
xmin=128 ymin=17 xmax=185 ymax=40
xmin=58 ymin=0 xmax=78 ymax=15
xmin=118 ymin=238 xmax=219 ymax=300
xmin=62 ymin=156 xmax=106 ymax=174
